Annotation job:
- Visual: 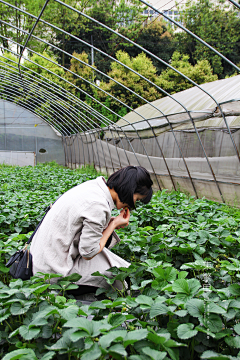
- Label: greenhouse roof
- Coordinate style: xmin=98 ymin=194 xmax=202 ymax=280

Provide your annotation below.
xmin=115 ymin=75 xmax=240 ymax=136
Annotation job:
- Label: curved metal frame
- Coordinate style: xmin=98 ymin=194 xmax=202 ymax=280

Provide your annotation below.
xmin=1 ymin=0 xmax=227 ymax=199
xmin=0 ymin=0 xmax=239 ymax=203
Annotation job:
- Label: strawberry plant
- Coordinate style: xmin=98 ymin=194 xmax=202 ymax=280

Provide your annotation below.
xmin=0 ymin=163 xmax=240 ymax=359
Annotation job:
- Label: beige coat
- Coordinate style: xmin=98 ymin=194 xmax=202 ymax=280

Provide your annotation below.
xmin=30 ymin=176 xmax=130 ymax=288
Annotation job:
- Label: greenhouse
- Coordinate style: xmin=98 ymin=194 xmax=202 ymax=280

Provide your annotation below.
xmin=0 ymin=0 xmax=239 ymax=206
xmin=66 ymin=75 xmax=240 ymax=204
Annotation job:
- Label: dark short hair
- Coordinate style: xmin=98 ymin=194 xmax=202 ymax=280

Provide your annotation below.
xmin=106 ymin=166 xmax=153 ymax=209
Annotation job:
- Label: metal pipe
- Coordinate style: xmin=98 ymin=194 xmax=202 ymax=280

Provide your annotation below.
xmin=0 ymin=43 xmax=116 ymax=132
xmin=0 ymin=50 xmax=117 ymax=139
xmin=0 ymin=63 xmax=101 ymax=170
xmin=0 ymin=9 xmax=204 ymax=191
xmin=0 ymin=64 xmax=79 ymax=135
xmin=62 ymin=136 xmax=68 ymax=167
xmin=0 ymin=72 xmax=93 ymax=147
xmin=226 ymin=0 xmax=240 ymax=10
xmin=52 ymin=0 xmax=240 ymax=166
xmin=0 ymin=87 xmax=70 ymax=138
xmin=0 ymin=59 xmax=189 ymax=194
xmin=0 ymin=2 xmax=233 ymax=198
xmin=138 ymin=0 xmax=240 ymax=73
xmin=18 ymin=0 xmax=50 ymax=93
xmin=0 ymin=13 xmax=199 ymax=194
xmin=1 ymin=0 xmax=239 ymax=165
xmin=0 ymin=80 xmax=70 ymax=136
xmin=0 ymin=61 xmax=184 ymax=192
xmin=0 ymin=16 xmax=195 ymax=192
xmin=1 ymin=39 xmax=142 ymax=155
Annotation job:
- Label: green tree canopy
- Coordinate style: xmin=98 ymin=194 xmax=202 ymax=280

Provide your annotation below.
xmin=65 ymin=51 xmax=95 ymax=99
xmin=177 ymin=0 xmax=240 ymax=77
xmin=98 ymin=50 xmax=162 ymax=112
xmin=158 ymin=51 xmax=218 ymax=94
xmin=23 ymin=52 xmax=66 ymax=87
xmin=0 ymin=0 xmax=76 ymax=55
xmin=0 ymin=0 xmax=144 ymax=69
xmin=121 ymin=18 xmax=176 ymax=74
xmin=52 ymin=0 xmax=145 ymax=72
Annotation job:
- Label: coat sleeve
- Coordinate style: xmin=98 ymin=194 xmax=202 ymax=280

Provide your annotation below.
xmin=78 ymin=201 xmax=109 ymax=259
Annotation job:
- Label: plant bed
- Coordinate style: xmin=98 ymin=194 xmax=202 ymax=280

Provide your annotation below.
xmin=0 ymin=163 xmax=240 ymax=360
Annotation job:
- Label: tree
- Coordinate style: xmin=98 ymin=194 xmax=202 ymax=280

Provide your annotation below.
xmin=0 ymin=0 xmax=81 ymax=61
xmin=23 ymin=51 xmax=66 ymax=88
xmin=158 ymin=51 xmax=218 ymax=94
xmin=120 ymin=18 xmax=176 ymax=74
xmin=98 ymin=50 xmax=162 ymax=113
xmin=40 ymin=0 xmax=80 ymax=67
xmin=64 ymin=51 xmax=95 ymax=100
xmin=0 ymin=0 xmax=58 ymax=54
xmin=53 ymin=0 xmax=145 ymax=72
xmin=0 ymin=51 xmax=71 ymax=132
xmin=0 ymin=1 xmax=16 ymax=51
xmin=0 ymin=0 xmax=149 ymax=75
xmin=177 ymin=0 xmax=240 ymax=77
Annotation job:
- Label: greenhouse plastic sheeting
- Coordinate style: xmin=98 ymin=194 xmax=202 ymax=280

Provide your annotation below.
xmin=107 ymin=76 xmax=240 ymax=139
xmin=0 ymin=150 xmax=35 ymax=166
xmin=0 ymin=100 xmax=65 ymax=165
xmin=116 ymin=76 xmax=240 ymax=127
xmin=106 ymin=128 xmax=240 ymax=158
xmin=65 ymin=135 xmax=240 ymax=204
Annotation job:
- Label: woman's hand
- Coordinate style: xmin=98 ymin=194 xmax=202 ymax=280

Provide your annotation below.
xmin=108 ymin=216 xmax=123 ymax=229
xmin=112 ymin=208 xmax=130 ymax=229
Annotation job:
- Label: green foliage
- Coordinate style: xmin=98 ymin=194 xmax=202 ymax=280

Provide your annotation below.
xmin=158 ymin=51 xmax=218 ymax=94
xmin=54 ymin=0 xmax=145 ymax=71
xmin=121 ymin=19 xmax=176 ymax=75
xmin=0 ymin=163 xmax=100 ymax=236
xmin=23 ymin=52 xmax=66 ymax=88
xmin=0 ymin=0 xmax=145 ymax=73
xmin=0 ymin=52 xmax=18 ymax=66
xmin=0 ymin=47 xmax=220 ymax=129
xmin=0 ymin=51 xmax=66 ymax=90
xmin=1 ymin=165 xmax=240 ymax=358
xmin=99 ymin=50 xmax=162 ymax=111
xmin=0 ymin=51 xmax=74 ymax=133
xmin=177 ymin=0 xmax=240 ymax=77
xmin=65 ymin=51 xmax=95 ymax=99
xmin=85 ymin=94 xmax=128 ymax=125
xmin=2 ymin=0 xmax=230 ymax=129
xmin=0 ymin=0 xmax=80 ymax=56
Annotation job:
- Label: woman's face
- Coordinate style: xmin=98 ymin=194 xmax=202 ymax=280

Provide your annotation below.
xmin=115 ymin=193 xmax=146 ymax=210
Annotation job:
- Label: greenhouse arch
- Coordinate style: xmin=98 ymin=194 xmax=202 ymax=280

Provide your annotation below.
xmin=0 ymin=0 xmax=240 ymax=205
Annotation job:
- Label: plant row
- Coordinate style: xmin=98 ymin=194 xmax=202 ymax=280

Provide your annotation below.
xmin=0 ymin=164 xmax=240 ymax=359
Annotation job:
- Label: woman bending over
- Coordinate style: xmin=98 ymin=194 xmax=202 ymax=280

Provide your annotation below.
xmin=30 ymin=166 xmax=153 ymax=293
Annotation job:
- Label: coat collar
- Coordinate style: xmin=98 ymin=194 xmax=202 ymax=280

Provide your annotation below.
xmin=96 ymin=176 xmax=115 ymax=211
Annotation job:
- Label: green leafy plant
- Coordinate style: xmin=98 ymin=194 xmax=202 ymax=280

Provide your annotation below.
xmin=1 ymin=164 xmax=240 ymax=359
